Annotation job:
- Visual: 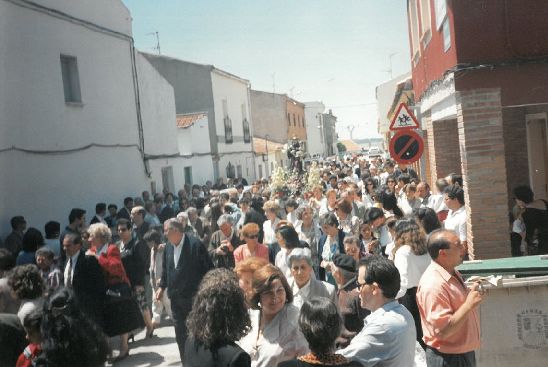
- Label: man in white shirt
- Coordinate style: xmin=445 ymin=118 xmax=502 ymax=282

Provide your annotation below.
xmin=417 ymin=182 xmax=445 ymax=212
xmin=443 ymin=185 xmax=468 ymax=257
xmin=379 ymin=160 xmax=396 ymax=186
xmin=339 ymin=256 xmax=416 ymax=366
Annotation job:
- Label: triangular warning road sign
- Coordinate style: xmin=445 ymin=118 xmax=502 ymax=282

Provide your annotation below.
xmin=389 ymin=103 xmax=420 ymax=130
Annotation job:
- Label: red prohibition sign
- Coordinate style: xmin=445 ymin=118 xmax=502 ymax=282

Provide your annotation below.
xmin=389 ymin=130 xmax=424 ymax=164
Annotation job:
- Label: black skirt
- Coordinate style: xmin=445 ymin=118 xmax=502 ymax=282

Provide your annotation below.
xmin=399 ymin=286 xmax=425 ymax=349
xmin=102 ymin=282 xmax=145 ymax=337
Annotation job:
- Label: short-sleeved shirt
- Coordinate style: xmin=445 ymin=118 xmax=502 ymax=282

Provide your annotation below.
xmin=417 ymin=261 xmax=480 ymax=354
xmin=339 ymin=300 xmax=416 ymax=367
xmin=444 ymin=206 xmax=467 ymax=241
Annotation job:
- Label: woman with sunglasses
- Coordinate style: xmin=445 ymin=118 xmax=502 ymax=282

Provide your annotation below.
xmin=362 ymin=177 xmax=377 ymax=208
xmin=234 ymin=223 xmax=269 ymax=265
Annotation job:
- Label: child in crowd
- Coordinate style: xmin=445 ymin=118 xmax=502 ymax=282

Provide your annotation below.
xmin=16 ymin=310 xmax=42 ymax=367
xmin=511 ymin=205 xmax=527 ymax=257
xmin=359 ymin=222 xmax=379 ymax=256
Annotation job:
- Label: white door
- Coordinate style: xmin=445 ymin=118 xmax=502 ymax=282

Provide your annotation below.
xmin=526 ymin=116 xmax=548 ymax=200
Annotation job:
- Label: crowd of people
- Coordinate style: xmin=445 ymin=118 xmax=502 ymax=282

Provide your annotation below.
xmin=0 ymin=154 xmax=546 ymax=367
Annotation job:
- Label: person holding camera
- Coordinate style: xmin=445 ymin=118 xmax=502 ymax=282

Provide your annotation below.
xmin=208 ymin=214 xmax=241 ymax=269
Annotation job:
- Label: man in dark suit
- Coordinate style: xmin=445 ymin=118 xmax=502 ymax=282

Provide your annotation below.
xmin=62 ymin=233 xmax=106 ymax=327
xmin=90 ymin=203 xmax=107 ymax=225
xmin=116 ymin=197 xmax=134 ymax=221
xmin=156 ymin=218 xmax=213 ymax=360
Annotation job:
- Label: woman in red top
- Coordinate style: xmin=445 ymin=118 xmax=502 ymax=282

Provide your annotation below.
xmin=87 ymin=223 xmax=144 ymax=362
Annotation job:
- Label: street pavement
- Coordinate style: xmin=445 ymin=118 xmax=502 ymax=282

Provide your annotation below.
xmin=111 ymin=320 xmax=181 ymax=367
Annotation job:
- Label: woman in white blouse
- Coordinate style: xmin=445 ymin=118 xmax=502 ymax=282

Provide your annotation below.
xmin=262 ymin=201 xmax=281 ymax=247
xmin=238 ymin=264 xmax=308 ymax=367
xmin=393 ymin=218 xmax=431 ymax=349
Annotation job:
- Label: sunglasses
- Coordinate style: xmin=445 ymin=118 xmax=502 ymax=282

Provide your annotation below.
xmin=247 ymin=234 xmax=259 ymax=239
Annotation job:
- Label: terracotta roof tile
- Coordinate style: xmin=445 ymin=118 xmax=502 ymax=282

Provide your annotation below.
xmin=176 ymin=112 xmax=208 ymax=129
xmin=339 ymin=139 xmax=362 ymax=152
xmin=253 ymin=137 xmax=284 ymax=155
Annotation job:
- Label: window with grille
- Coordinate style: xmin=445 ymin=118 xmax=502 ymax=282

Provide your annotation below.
xmin=223 ymin=99 xmax=233 ymax=143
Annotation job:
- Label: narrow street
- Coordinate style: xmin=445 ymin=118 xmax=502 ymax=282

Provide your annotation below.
xmin=113 ymin=321 xmax=180 ymax=367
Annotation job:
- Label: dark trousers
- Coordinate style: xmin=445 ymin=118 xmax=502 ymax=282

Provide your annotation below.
xmin=510 ymin=233 xmax=524 ymax=257
xmin=170 ymin=296 xmax=192 ymax=361
xmin=399 ymin=287 xmax=426 ymax=350
xmin=426 ymin=347 xmax=476 ymax=367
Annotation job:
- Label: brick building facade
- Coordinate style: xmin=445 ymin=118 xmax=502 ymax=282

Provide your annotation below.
xmin=407 ymin=0 xmax=548 ymax=258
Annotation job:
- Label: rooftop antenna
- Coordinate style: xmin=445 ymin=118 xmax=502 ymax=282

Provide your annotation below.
xmin=271 ymin=72 xmax=276 ymax=94
xmin=382 ymin=52 xmax=398 ymax=79
xmin=146 ymin=31 xmax=161 ymax=55
xmin=346 ymin=124 xmax=356 ymax=140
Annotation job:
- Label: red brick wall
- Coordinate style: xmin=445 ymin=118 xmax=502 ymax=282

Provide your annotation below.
xmin=457 ymin=88 xmax=510 ymax=259
xmin=421 ymin=129 xmax=432 ymax=186
xmin=426 ymin=118 xmax=462 ymax=186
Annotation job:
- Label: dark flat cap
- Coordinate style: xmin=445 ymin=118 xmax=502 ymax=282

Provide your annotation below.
xmin=333 ymin=253 xmax=357 ymax=273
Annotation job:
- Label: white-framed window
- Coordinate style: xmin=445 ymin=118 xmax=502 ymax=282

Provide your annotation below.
xmin=408 ymin=0 xmax=420 ymax=65
xmin=60 ymin=55 xmax=82 ymax=103
xmin=442 ymin=18 xmax=451 ymax=52
xmin=434 ymin=0 xmax=447 ymax=30
xmin=419 ymin=0 xmax=432 ymax=47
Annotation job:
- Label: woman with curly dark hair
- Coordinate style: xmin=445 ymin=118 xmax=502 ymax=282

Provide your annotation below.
xmin=8 ymin=264 xmax=45 ymax=323
xmin=34 ymin=287 xmax=109 ymax=367
xmin=392 ymin=218 xmax=430 ymax=349
xmin=184 ymin=268 xmax=252 ymax=367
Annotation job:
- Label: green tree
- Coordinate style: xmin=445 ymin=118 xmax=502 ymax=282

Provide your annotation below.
xmin=337 ymin=142 xmax=347 ymax=152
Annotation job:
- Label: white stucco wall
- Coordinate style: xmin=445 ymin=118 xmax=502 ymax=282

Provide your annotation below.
xmin=38 ymin=0 xmax=132 ymax=36
xmin=136 ymin=52 xmax=190 ymax=193
xmin=210 ymin=70 xmax=255 ymax=182
xmin=375 ymin=72 xmax=411 ymax=134
xmin=176 ymin=115 xmax=215 ymax=185
xmin=0 ymin=1 xmax=148 ymax=235
xmin=304 ymin=102 xmax=326 ymax=157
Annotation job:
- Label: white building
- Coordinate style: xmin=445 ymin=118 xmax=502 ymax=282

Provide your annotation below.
xmin=175 ymin=112 xmax=214 ymax=186
xmin=304 ymin=102 xmax=326 ymax=158
xmin=375 ymin=72 xmax=412 ymax=137
xmin=0 ymin=0 xmax=178 ymax=235
xmin=143 ymin=54 xmax=256 ymax=185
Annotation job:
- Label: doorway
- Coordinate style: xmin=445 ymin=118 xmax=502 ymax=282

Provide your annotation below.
xmin=526 ymin=114 xmax=548 ymax=200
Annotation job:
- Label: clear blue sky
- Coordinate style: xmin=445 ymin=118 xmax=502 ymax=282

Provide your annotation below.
xmin=122 ymin=0 xmax=411 ymax=139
